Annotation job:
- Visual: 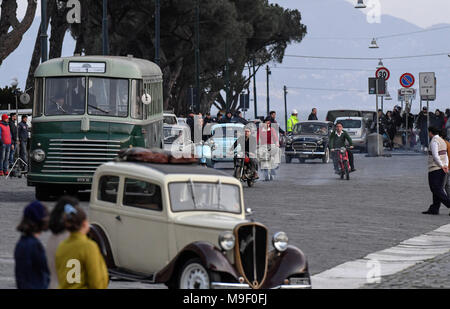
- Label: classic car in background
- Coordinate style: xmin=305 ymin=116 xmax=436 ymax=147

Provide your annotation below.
xmin=208 ymin=123 xmax=245 ymax=168
xmin=334 ymin=117 xmax=369 ymax=152
xmin=285 ymin=121 xmax=333 ymax=164
xmin=88 ymin=149 xmax=311 ymax=289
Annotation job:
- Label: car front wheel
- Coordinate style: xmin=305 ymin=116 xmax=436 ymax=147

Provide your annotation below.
xmin=178 ymin=258 xmax=211 ymax=289
xmin=322 ymin=148 xmax=330 ymax=164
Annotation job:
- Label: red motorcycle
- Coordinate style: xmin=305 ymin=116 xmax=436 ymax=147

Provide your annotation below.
xmin=332 ymin=147 xmax=351 ymax=180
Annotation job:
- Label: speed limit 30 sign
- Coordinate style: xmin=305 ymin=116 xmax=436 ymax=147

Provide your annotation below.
xmin=376 ymin=67 xmax=390 ymax=81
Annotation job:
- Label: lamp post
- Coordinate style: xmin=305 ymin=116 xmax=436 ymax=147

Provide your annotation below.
xmin=195 ymin=0 xmax=200 ymax=112
xmin=283 ymin=86 xmax=288 ymax=132
xmin=252 ymin=58 xmax=258 ymax=119
xmin=102 ymin=0 xmax=109 ymax=55
xmin=155 ymin=0 xmax=161 ymax=66
xmin=355 ymin=0 xmax=366 ymax=9
xmin=266 ymin=65 xmax=271 ymax=117
xmin=40 ymin=0 xmax=48 ymax=62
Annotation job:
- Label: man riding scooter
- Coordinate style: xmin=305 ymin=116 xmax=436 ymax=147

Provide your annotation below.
xmin=329 ymin=122 xmax=356 ymax=173
xmin=229 ymin=127 xmax=259 ymax=179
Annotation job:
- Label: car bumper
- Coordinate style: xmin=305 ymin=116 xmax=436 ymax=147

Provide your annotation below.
xmin=285 ymin=150 xmax=326 ymax=156
xmin=211 ymin=282 xmax=312 ymax=289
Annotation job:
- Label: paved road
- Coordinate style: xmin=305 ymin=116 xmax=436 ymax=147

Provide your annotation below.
xmin=1 ymin=152 xmax=449 ymax=288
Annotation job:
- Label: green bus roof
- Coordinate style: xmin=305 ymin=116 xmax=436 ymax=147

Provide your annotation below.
xmin=34 ymin=56 xmax=162 ymax=81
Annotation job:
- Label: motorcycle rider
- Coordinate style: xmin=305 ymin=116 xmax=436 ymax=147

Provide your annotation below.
xmin=329 ymin=122 xmax=355 ymax=173
xmin=229 ymin=127 xmax=258 ymax=179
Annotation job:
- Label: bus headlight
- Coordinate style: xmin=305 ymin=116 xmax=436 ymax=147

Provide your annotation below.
xmin=273 ymin=232 xmax=289 ymax=252
xmin=31 ymin=149 xmax=46 ymax=163
xmin=218 ymin=231 xmax=235 ymax=251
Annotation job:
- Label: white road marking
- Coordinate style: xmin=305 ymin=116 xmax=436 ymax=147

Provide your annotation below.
xmin=311 ymin=224 xmax=450 ymax=289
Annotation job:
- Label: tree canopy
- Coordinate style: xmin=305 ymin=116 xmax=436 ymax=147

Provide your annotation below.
xmin=25 ymin=0 xmax=306 ymax=115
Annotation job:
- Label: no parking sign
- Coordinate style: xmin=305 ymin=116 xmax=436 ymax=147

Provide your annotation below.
xmin=400 ymin=73 xmax=415 ymax=88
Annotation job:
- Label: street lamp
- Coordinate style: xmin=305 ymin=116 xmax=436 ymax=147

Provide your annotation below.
xmin=369 ymin=38 xmax=379 ymax=49
xmin=355 ymin=0 xmax=366 ymax=9
xmin=377 ymin=59 xmax=384 ymax=68
xmin=266 ymin=65 xmax=271 ymax=116
xmin=10 ymin=78 xmax=19 ymax=111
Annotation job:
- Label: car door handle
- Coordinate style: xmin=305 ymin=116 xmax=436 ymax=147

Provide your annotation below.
xmin=115 ymin=215 xmax=122 ymax=222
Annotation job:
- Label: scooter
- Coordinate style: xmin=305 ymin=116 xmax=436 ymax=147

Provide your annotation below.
xmin=233 ymin=154 xmax=257 ymax=187
xmin=332 ymin=147 xmax=351 ymax=181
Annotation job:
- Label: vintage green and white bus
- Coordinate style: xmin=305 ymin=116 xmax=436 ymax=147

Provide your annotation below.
xmin=28 ymin=55 xmax=163 ymax=200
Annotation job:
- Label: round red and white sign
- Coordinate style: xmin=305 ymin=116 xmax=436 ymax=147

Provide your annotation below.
xmin=376 ymin=67 xmax=390 ymax=81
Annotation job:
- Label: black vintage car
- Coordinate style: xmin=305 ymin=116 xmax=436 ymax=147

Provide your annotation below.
xmin=285 ymin=121 xmax=333 ymax=164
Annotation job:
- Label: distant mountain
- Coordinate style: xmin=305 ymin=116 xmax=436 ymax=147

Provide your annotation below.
xmin=244 ymin=0 xmax=450 ymax=126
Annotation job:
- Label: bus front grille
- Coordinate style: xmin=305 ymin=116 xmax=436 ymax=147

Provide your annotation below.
xmin=42 ymin=139 xmax=121 ymax=174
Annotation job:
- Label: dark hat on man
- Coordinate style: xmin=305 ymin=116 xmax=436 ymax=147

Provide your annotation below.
xmin=24 ymin=201 xmax=48 ymax=224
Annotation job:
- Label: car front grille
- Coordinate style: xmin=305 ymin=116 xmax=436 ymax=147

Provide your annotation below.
xmin=234 ymin=223 xmax=268 ymax=289
xmin=292 ymin=141 xmax=317 ymax=152
xmin=42 ymin=138 xmax=121 ymax=174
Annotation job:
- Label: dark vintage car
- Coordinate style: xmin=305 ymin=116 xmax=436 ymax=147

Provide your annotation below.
xmin=285 ymin=121 xmax=333 ymax=164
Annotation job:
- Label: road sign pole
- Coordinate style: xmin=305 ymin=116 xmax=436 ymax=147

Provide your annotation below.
xmin=405 ymin=97 xmax=409 ymax=150
xmin=427 ymin=100 xmax=430 ymax=146
xmin=375 ymin=78 xmax=380 ymax=156
xmin=381 ymin=96 xmax=384 ymax=113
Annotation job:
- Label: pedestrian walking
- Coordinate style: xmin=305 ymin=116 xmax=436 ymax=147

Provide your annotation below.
xmin=14 ymin=201 xmax=50 ymax=289
xmin=55 ymin=204 xmax=109 ymax=289
xmin=46 ymin=196 xmax=75 ymax=289
xmin=308 ymin=108 xmax=318 ymax=121
xmin=422 ymin=127 xmax=450 ymax=215
xmin=0 ymin=114 xmax=13 ymax=176
xmin=439 ymin=129 xmax=450 ymax=199
xmin=287 ymin=110 xmax=299 ymax=134
xmin=18 ymin=115 xmax=29 ymax=169
xmin=416 ymin=107 xmax=431 ymax=151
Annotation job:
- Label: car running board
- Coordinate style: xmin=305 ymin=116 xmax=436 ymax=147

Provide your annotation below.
xmin=108 ymin=268 xmax=155 ymax=284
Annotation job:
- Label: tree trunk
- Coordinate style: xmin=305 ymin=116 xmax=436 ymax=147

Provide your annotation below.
xmin=0 ymin=0 xmax=37 ymax=66
xmin=25 ymin=0 xmax=57 ymax=96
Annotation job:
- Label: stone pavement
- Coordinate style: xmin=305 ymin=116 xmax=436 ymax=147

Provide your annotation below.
xmin=363 ymin=250 xmax=450 ymax=289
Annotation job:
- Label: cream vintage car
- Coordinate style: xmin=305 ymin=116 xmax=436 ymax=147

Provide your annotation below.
xmin=88 ymin=150 xmax=311 ymax=289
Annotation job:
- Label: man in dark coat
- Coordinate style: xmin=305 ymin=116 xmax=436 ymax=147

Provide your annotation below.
xmin=416 ymin=107 xmax=432 ymax=149
xmin=308 ymin=108 xmax=318 ymax=121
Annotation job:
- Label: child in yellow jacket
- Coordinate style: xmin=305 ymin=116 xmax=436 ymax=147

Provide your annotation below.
xmin=55 ymin=204 xmax=108 ymax=289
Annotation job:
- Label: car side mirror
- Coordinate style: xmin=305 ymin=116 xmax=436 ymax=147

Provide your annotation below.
xmin=246 ymin=208 xmax=253 ymax=216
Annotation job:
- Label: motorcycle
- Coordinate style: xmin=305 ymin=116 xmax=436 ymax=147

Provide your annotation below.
xmin=233 ymin=153 xmax=257 ymax=188
xmin=332 ymin=147 xmax=351 ymax=181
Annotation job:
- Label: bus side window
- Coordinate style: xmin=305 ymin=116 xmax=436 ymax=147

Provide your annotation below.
xmin=131 ymin=80 xmax=143 ymax=120
xmin=33 ymin=78 xmax=43 ymax=117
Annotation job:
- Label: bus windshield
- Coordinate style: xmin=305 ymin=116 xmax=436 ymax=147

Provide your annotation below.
xmin=45 ymin=77 xmax=86 ymax=116
xmin=88 ymin=78 xmax=129 ymax=117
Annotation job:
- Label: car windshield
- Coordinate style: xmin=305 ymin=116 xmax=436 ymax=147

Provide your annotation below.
xmin=338 ymin=120 xmax=362 ymax=129
xmin=327 ymin=111 xmax=361 ymax=122
xmin=164 ymin=127 xmax=187 ymax=144
xmin=44 ymin=77 xmax=86 ymax=116
xmin=211 ymin=125 xmax=244 ymax=140
xmin=294 ymin=123 xmax=328 ymax=135
xmin=164 ymin=115 xmax=177 ymax=125
xmin=169 ymin=181 xmax=241 ymax=214
xmin=88 ymin=78 xmax=129 ymax=117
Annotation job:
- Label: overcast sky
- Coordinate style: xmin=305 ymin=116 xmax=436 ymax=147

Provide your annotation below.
xmin=10 ymin=0 xmax=450 ymax=29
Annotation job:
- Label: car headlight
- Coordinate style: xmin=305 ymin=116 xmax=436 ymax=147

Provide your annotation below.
xmin=317 ymin=140 xmax=323 ymax=145
xmin=272 ymin=232 xmax=289 ymax=252
xmin=218 ymin=231 xmax=235 ymax=251
xmin=31 ymin=149 xmax=46 ymax=163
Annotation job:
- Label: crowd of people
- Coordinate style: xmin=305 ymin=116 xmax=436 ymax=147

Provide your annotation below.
xmin=0 ymin=113 xmax=29 ymax=176
xmin=371 ymin=106 xmax=450 ymax=151
xmin=14 ymin=197 xmax=109 ymax=289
